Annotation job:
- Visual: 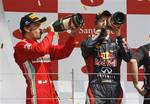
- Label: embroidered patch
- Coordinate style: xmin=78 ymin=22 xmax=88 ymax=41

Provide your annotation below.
xmin=24 ymin=43 xmax=31 ymax=49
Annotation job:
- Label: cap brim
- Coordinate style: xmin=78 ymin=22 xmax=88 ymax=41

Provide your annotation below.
xmin=35 ymin=17 xmax=47 ymax=23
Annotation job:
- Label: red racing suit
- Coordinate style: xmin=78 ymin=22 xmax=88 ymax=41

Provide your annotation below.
xmin=14 ymin=31 xmax=75 ymax=104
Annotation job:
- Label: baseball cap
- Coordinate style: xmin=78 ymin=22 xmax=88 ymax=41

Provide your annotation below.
xmin=95 ymin=10 xmax=111 ymax=23
xmin=20 ymin=13 xmax=47 ymax=34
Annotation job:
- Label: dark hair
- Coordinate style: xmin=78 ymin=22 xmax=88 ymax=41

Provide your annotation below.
xmin=20 ymin=23 xmax=31 ymax=35
xmin=95 ymin=10 xmax=111 ymax=24
xmin=20 ymin=28 xmax=26 ymax=35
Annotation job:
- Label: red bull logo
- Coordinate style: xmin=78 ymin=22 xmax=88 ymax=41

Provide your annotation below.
xmin=98 ymin=51 xmax=113 ymax=60
xmin=81 ymin=0 xmax=104 ymax=6
xmin=95 ymin=51 xmax=116 ymax=67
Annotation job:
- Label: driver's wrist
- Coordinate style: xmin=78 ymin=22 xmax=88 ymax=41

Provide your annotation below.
xmin=133 ymin=82 xmax=138 ymax=88
xmin=116 ymin=34 xmax=121 ymax=37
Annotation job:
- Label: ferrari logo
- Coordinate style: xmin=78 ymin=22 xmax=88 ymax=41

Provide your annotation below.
xmin=29 ymin=13 xmax=36 ymax=19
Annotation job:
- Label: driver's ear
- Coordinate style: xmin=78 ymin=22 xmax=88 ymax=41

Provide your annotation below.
xmin=24 ymin=27 xmax=30 ymax=32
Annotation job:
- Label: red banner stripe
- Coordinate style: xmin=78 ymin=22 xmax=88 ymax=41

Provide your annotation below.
xmin=127 ymin=0 xmax=150 ymax=14
xmin=2 ymin=0 xmax=58 ymax=12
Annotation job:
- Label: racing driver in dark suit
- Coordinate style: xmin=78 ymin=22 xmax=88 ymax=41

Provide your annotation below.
xmin=81 ymin=10 xmax=132 ymax=104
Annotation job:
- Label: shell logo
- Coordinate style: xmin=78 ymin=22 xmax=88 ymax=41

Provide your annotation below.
xmin=81 ymin=0 xmax=104 ymax=6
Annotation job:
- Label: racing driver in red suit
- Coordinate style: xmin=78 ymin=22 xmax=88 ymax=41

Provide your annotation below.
xmin=14 ymin=13 xmax=78 ymax=104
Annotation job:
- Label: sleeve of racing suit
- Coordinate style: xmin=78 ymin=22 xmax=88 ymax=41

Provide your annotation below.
xmin=116 ymin=36 xmax=132 ymax=62
xmin=132 ymin=46 xmax=145 ymax=67
xmin=80 ymin=39 xmax=95 ymax=73
xmin=81 ymin=39 xmax=93 ymax=59
xmin=15 ymin=31 xmax=54 ymax=60
xmin=80 ymin=37 xmax=97 ymax=59
xmin=49 ymin=36 xmax=75 ymax=60
xmin=80 ymin=37 xmax=98 ymax=75
xmin=81 ymin=29 xmax=106 ymax=59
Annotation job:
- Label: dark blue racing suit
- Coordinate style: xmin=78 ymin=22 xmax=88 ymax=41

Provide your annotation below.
xmin=81 ymin=30 xmax=132 ymax=104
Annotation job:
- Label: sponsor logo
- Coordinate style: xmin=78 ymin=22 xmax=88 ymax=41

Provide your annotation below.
xmin=98 ymin=51 xmax=114 ymax=60
xmin=38 ymin=80 xmax=48 ymax=84
xmin=95 ymin=58 xmax=117 ymax=67
xmin=79 ymin=28 xmax=96 ymax=34
xmin=24 ymin=43 xmax=31 ymax=49
xmin=101 ymin=67 xmax=112 ymax=74
xmin=81 ymin=0 xmax=104 ymax=6
xmin=32 ymin=54 xmax=51 ymax=63
xmin=95 ymin=51 xmax=117 ymax=67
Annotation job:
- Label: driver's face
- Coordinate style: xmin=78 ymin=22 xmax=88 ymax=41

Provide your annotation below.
xmin=27 ymin=22 xmax=41 ymax=39
xmin=95 ymin=16 xmax=108 ymax=29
